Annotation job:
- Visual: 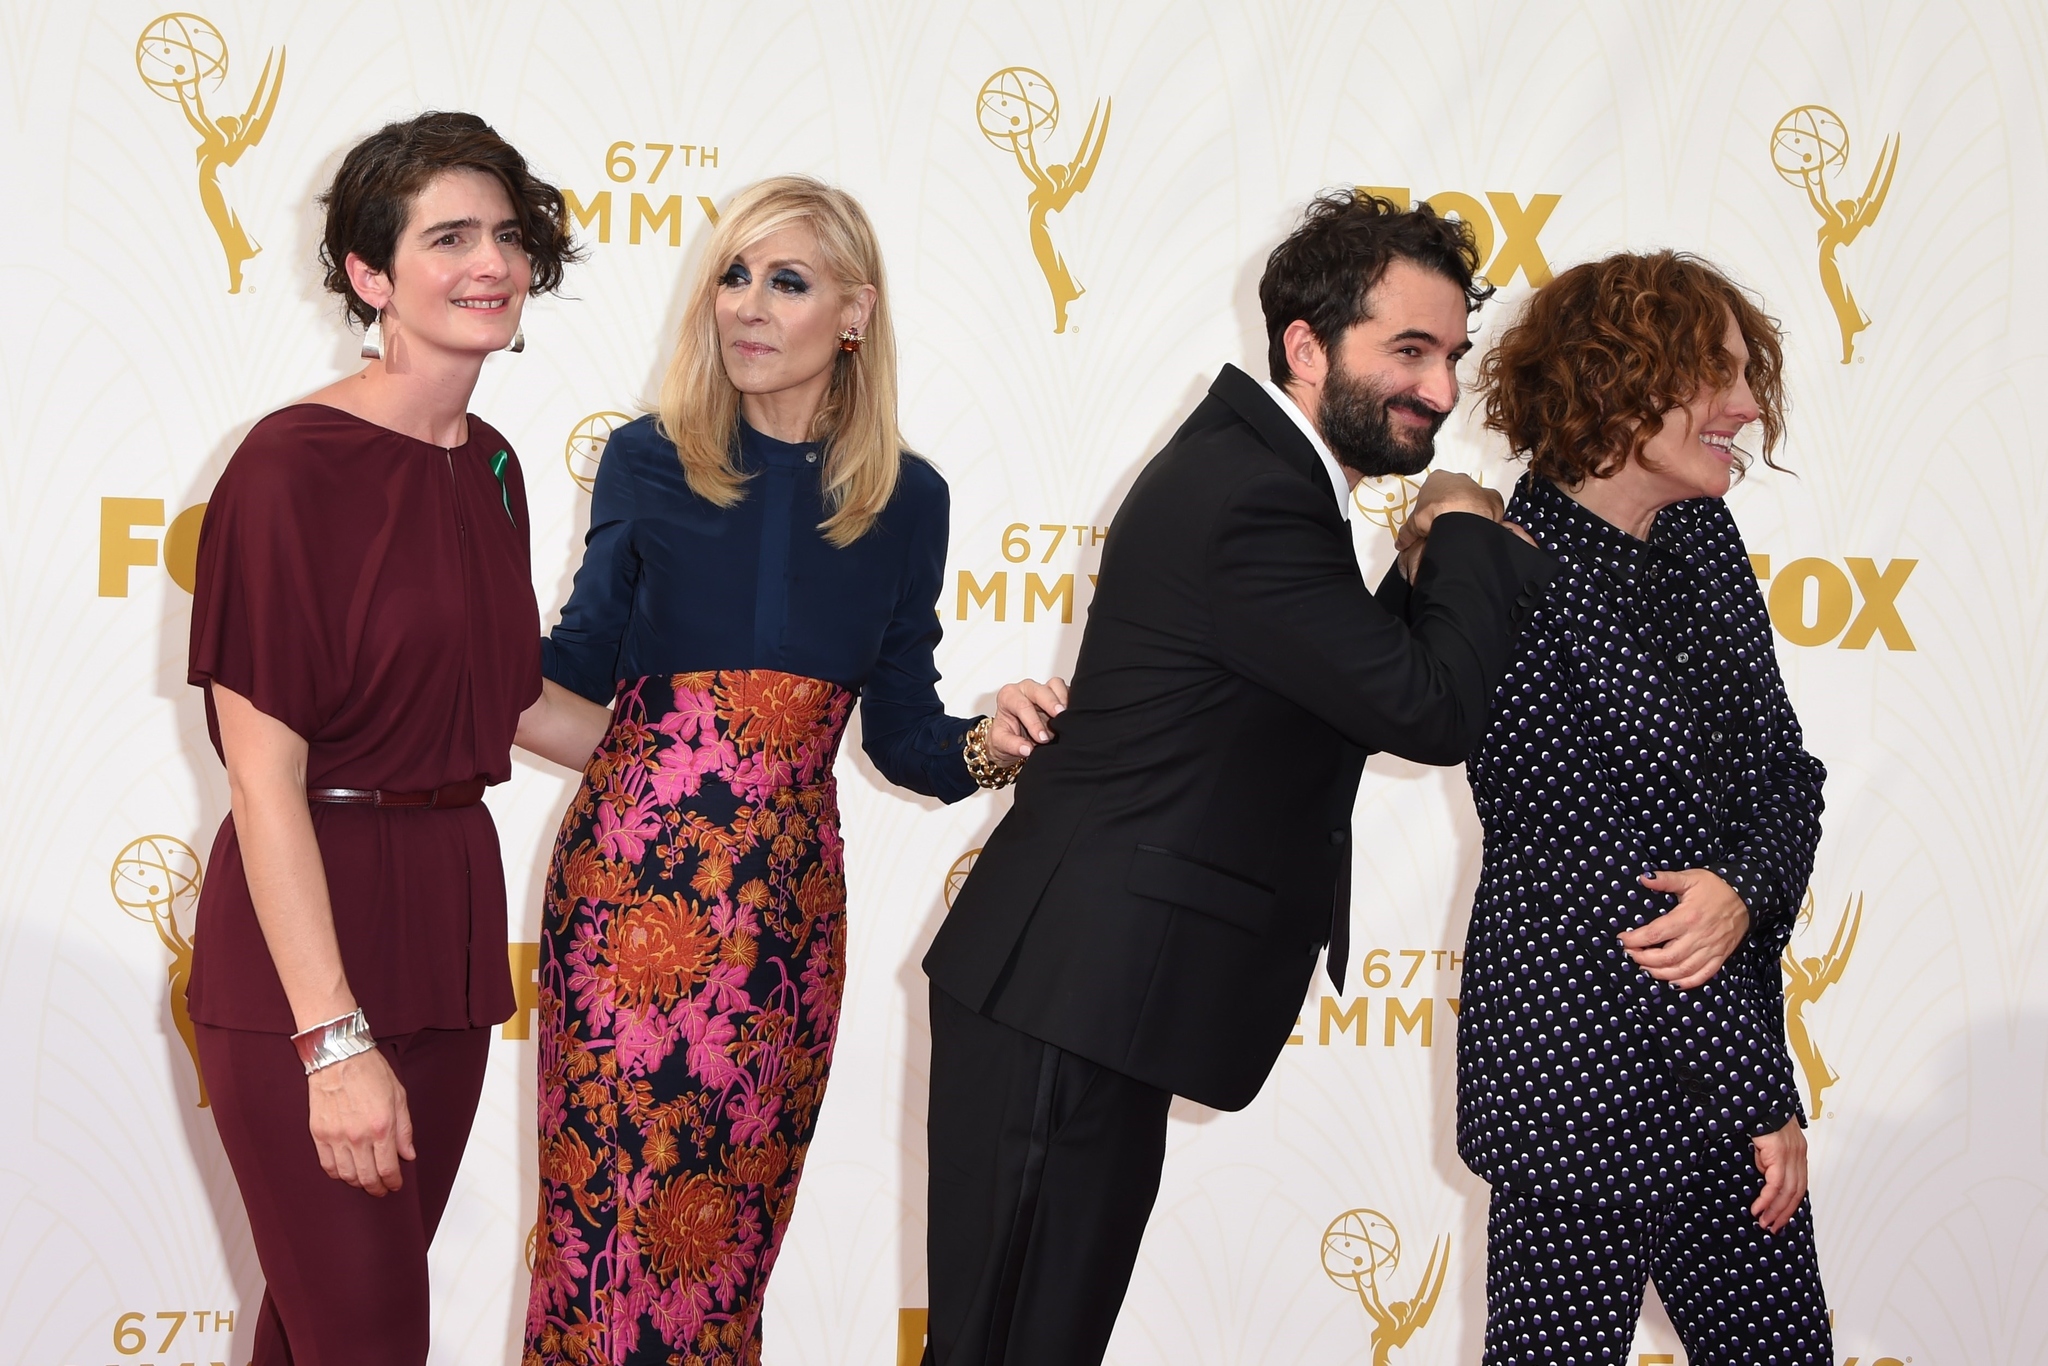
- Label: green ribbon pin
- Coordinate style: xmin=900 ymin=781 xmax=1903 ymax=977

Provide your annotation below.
xmin=488 ymin=450 xmax=516 ymax=525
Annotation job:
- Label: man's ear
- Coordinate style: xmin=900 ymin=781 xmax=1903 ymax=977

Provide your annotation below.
xmin=1283 ymin=318 xmax=1331 ymax=387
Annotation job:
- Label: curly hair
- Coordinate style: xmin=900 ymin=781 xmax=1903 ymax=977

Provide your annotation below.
xmin=1476 ymin=250 xmax=1787 ymax=485
xmin=1261 ymin=190 xmax=1495 ymax=384
xmin=317 ymin=111 xmax=580 ymax=328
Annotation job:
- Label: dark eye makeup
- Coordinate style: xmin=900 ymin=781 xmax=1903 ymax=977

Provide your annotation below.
xmin=718 ymin=261 xmax=815 ymax=295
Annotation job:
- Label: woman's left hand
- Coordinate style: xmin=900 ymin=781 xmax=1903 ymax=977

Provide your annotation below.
xmin=988 ymin=677 xmax=1069 ymax=763
xmin=514 ymin=679 xmax=613 ymax=771
xmin=1620 ymin=868 xmax=1751 ymax=988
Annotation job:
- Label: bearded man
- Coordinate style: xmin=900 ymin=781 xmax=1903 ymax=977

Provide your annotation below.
xmin=920 ymin=190 xmax=1557 ymax=1366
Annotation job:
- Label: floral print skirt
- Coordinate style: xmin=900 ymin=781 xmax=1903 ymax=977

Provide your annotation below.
xmin=525 ymin=670 xmax=853 ymax=1366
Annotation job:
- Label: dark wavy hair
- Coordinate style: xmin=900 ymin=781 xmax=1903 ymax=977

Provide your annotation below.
xmin=1260 ymin=190 xmax=1495 ymax=384
xmin=1477 ymin=250 xmax=1787 ymax=485
xmin=317 ymin=110 xmax=580 ymax=327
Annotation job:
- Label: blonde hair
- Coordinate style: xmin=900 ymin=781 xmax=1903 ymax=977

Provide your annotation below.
xmin=655 ymin=175 xmax=905 ymax=547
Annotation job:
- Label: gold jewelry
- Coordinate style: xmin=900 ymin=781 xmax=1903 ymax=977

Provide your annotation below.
xmin=291 ymin=1008 xmax=376 ymax=1074
xmin=963 ymin=715 xmax=1022 ymax=790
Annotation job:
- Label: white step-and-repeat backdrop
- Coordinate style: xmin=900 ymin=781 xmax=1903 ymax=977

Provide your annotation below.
xmin=3 ymin=2 xmax=2043 ymax=1363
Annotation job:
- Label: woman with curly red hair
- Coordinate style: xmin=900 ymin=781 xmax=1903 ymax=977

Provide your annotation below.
xmin=1446 ymin=251 xmax=1832 ymax=1362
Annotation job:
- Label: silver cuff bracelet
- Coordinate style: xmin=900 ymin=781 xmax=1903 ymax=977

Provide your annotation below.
xmin=291 ymin=1009 xmax=376 ymax=1074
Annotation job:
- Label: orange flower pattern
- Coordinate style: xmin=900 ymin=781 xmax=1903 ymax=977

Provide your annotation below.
xmin=525 ymin=671 xmax=852 ymax=1366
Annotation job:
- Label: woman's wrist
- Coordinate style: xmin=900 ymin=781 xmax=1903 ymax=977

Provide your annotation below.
xmin=292 ymin=1008 xmax=377 ymax=1074
xmin=963 ymin=715 xmax=1023 ymax=790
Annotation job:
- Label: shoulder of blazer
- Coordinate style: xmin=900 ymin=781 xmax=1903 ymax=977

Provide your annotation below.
xmin=1207 ymin=363 xmax=1331 ymax=495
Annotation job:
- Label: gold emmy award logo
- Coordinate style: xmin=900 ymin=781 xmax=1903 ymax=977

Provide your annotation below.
xmin=136 ymin=13 xmax=286 ymax=294
xmin=943 ymin=848 xmax=981 ymax=909
xmin=1354 ymin=472 xmax=1489 ymax=536
xmin=1782 ymin=889 xmax=1862 ymax=1118
xmin=1770 ymin=105 xmax=1898 ymax=364
xmin=1322 ymin=1208 xmax=1449 ymax=1364
xmin=566 ymin=410 xmax=633 ymax=492
xmin=977 ymin=67 xmax=1111 ymax=333
xmin=1352 ymin=475 xmax=1424 ymax=534
xmin=110 ymin=834 xmax=208 ymax=1108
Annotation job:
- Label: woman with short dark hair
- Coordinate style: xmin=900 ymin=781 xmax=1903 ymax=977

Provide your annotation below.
xmin=1453 ymin=250 xmax=1832 ymax=1362
xmin=185 ymin=110 xmax=577 ymax=1365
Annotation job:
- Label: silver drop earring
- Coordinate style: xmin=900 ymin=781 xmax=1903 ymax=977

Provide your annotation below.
xmin=508 ymin=327 xmax=525 ymax=354
xmin=360 ymin=312 xmax=384 ymax=361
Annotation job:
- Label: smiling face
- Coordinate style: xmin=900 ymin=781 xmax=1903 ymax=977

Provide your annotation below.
xmin=349 ymin=168 xmax=530 ymax=360
xmin=713 ymin=223 xmax=873 ymax=419
xmin=1634 ymin=307 xmax=1760 ymax=502
xmin=1316 ymin=259 xmax=1475 ymax=478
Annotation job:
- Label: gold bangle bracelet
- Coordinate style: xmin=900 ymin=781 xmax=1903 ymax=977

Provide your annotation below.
xmin=963 ymin=715 xmax=1022 ymax=790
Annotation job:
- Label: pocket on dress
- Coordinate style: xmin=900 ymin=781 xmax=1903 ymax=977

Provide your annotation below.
xmin=1126 ymin=844 xmax=1276 ymax=936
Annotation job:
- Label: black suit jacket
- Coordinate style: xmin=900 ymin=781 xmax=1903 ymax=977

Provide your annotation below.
xmin=924 ymin=366 xmax=1556 ymax=1110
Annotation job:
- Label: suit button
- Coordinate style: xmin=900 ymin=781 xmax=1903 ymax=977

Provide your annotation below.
xmin=1329 ymin=830 xmax=1347 ymax=845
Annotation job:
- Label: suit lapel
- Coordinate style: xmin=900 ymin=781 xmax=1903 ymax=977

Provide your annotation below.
xmin=1209 ymin=364 xmax=1344 ymax=523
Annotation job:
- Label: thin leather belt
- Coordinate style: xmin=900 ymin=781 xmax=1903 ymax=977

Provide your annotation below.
xmin=306 ymin=779 xmax=487 ymax=809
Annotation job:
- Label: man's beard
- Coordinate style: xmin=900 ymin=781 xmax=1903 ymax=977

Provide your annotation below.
xmin=1316 ymin=365 xmax=1447 ymax=478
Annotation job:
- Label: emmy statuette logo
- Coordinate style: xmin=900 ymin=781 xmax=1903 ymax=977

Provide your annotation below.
xmin=1352 ymin=475 xmax=1425 ymax=535
xmin=1782 ymin=889 xmax=1862 ymax=1118
xmin=1770 ymin=105 xmax=1899 ymax=364
xmin=110 ymin=834 xmax=208 ymax=1108
xmin=566 ymin=410 xmax=634 ymax=492
xmin=1322 ymin=1208 xmax=1449 ymax=1363
xmin=977 ymin=68 xmax=1111 ymax=333
xmin=943 ymin=847 xmax=981 ymax=909
xmin=136 ymin=13 xmax=285 ymax=294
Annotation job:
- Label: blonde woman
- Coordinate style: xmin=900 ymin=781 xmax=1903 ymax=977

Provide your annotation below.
xmin=513 ymin=176 xmax=1060 ymax=1365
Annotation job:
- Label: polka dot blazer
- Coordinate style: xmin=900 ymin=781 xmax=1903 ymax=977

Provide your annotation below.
xmin=1456 ymin=473 xmax=1826 ymax=1204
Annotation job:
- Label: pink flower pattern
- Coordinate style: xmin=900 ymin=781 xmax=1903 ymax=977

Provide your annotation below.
xmin=524 ymin=671 xmax=852 ymax=1366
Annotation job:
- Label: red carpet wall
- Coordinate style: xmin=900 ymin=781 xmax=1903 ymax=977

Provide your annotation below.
xmin=4 ymin=3 xmax=2042 ymax=1363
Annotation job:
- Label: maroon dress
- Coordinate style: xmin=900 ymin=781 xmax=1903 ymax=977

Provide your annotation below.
xmin=186 ymin=404 xmax=540 ymax=1366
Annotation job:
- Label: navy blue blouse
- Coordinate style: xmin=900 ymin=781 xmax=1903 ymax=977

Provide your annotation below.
xmin=543 ymin=416 xmax=978 ymax=802
xmin=1456 ymin=473 xmax=1826 ymax=1205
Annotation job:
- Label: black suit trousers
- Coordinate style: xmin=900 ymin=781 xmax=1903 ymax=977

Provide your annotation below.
xmin=922 ymin=985 xmax=1174 ymax=1366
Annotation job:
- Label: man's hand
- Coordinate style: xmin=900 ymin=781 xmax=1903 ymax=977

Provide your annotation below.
xmin=987 ymin=677 xmax=1069 ymax=763
xmin=1392 ymin=472 xmax=1516 ymax=581
xmin=1620 ymin=868 xmax=1750 ymax=988
xmin=1751 ymin=1117 xmax=1808 ymax=1233
xmin=308 ymin=1046 xmax=415 ymax=1196
xmin=1395 ymin=471 xmax=1503 ymax=547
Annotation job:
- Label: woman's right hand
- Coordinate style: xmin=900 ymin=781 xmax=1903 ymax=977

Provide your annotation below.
xmin=1750 ymin=1116 xmax=1808 ymax=1233
xmin=308 ymin=1047 xmax=416 ymax=1196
